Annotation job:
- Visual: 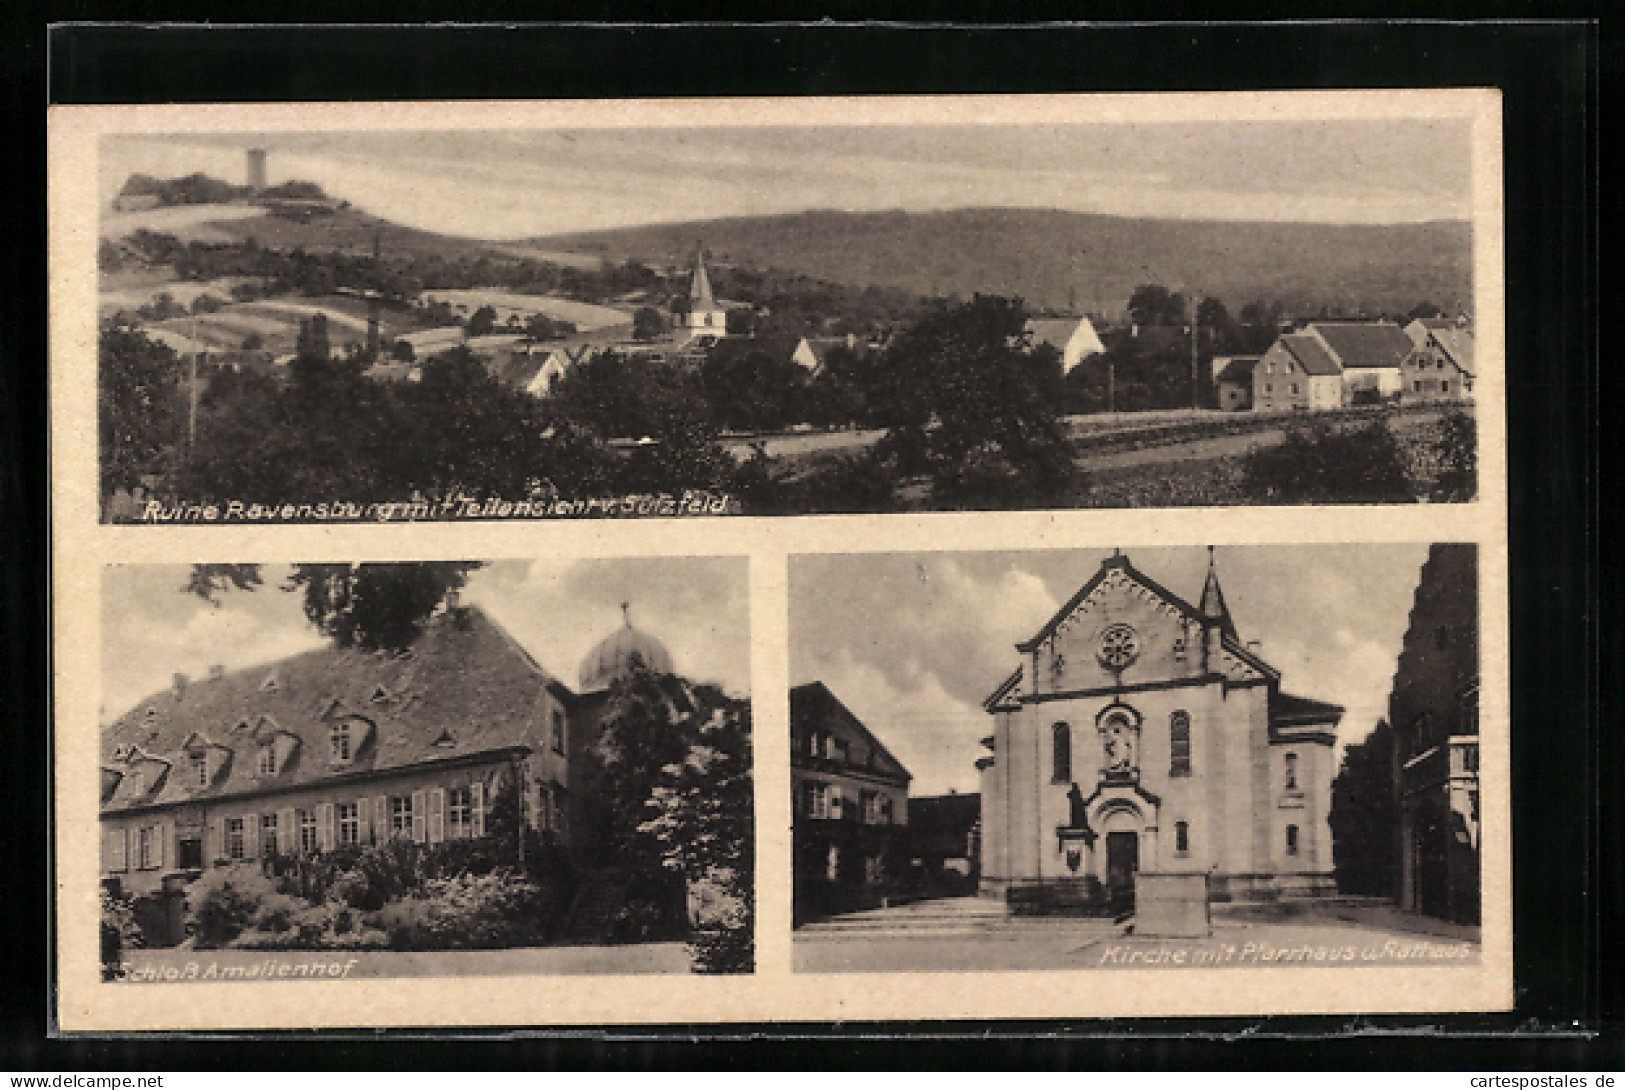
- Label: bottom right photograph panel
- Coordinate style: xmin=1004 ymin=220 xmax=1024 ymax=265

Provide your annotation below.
xmin=788 ymin=544 xmax=1482 ymax=974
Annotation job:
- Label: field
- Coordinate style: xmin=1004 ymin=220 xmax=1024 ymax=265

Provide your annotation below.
xmin=420 ymin=289 xmax=632 ymax=330
xmin=139 ymin=294 xmax=436 ymax=356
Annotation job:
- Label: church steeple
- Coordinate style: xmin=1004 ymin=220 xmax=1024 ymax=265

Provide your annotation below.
xmin=688 ymin=243 xmax=717 ymax=312
xmin=1199 ymin=546 xmax=1239 ymax=642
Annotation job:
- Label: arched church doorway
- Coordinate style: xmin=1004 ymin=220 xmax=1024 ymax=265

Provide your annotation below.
xmin=1105 ymin=831 xmax=1138 ymax=910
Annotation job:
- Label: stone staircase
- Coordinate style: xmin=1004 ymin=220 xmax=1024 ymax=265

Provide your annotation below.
xmin=559 ymin=869 xmax=630 ymax=946
xmin=795 ymin=895 xmax=1127 ymax=941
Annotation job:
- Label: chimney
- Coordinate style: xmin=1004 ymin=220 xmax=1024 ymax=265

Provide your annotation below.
xmin=208 ymin=664 xmax=226 ymax=681
xmin=846 ymin=332 xmax=856 ymax=350
xmin=172 ymin=672 xmax=190 ymax=700
xmin=444 ymin=589 xmax=462 ymax=613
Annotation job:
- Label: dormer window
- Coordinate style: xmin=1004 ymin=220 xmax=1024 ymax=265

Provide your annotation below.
xmin=370 ymin=685 xmax=391 ymax=704
xmin=189 ymin=752 xmax=209 ymax=788
xmin=331 ymin=720 xmax=353 ymax=762
xmin=257 ymin=746 xmax=277 ymax=777
xmin=260 ymin=673 xmax=279 ymax=693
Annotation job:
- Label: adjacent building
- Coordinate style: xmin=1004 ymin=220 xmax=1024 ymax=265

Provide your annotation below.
xmin=1253 ymin=321 xmax=1416 ymax=411
xmin=977 ymin=551 xmax=1343 ymax=908
xmin=790 ymin=681 xmax=911 ymax=919
xmin=1212 ymin=355 xmax=1260 ymax=412
xmin=1389 ymin=544 xmax=1480 ymax=924
xmin=1400 ymin=321 xmax=1475 ymax=402
xmin=1253 ymin=332 xmax=1344 ymax=412
xmin=1025 ymin=316 xmax=1107 ymax=374
xmin=100 ymin=600 xmax=679 ymax=903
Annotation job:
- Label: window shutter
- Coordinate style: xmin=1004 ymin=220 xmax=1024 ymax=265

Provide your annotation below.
xmin=411 ymin=789 xmax=427 ymax=843
xmin=318 ymin=803 xmax=335 ymax=852
xmin=156 ymin=822 xmax=168 ymax=869
xmin=115 ymin=827 xmax=128 ymax=871
xmin=374 ymin=797 xmax=387 ymax=841
xmin=428 ymin=788 xmax=445 ymax=844
xmin=356 ymin=797 xmax=371 ymax=845
xmin=244 ymin=814 xmax=259 ymax=859
xmin=278 ymin=808 xmax=295 ymax=854
xmin=471 ymin=781 xmax=486 ymax=837
xmin=212 ymin=819 xmax=225 ymax=863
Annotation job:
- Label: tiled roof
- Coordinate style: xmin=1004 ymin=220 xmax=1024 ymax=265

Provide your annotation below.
xmin=1309 ymin=322 xmax=1414 ymax=370
xmin=101 ymin=606 xmax=563 ymax=814
xmin=1430 ymin=328 xmax=1475 ymax=376
xmin=1279 ymin=333 xmax=1342 ymax=377
xmin=1216 ymin=356 xmax=1260 ymax=384
xmin=1269 ymin=690 xmax=1345 ymax=726
xmin=790 ymin=681 xmax=911 ymax=784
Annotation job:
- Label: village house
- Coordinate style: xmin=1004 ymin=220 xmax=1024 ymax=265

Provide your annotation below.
xmin=1389 ymin=544 xmax=1480 ymax=924
xmin=1253 ymin=333 xmax=1344 ymax=412
xmin=977 ymin=551 xmax=1343 ymax=909
xmin=1024 ymin=316 xmax=1107 ymax=373
xmin=1212 ymin=355 xmax=1260 ymax=411
xmin=790 ymin=681 xmax=911 ymax=920
xmin=99 ymin=599 xmax=682 ymax=913
xmin=1253 ymin=321 xmax=1415 ymax=410
xmin=1400 ymin=320 xmax=1475 ymax=402
xmin=1307 ymin=321 xmax=1414 ymax=401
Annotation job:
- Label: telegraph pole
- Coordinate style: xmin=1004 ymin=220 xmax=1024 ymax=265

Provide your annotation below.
xmin=1190 ymin=294 xmax=1201 ymax=412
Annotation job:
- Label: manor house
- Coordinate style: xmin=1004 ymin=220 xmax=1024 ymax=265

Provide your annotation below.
xmin=100 ymin=600 xmax=677 ymax=899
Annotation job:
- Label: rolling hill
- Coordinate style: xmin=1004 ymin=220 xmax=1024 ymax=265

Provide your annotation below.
xmin=542 ymin=208 xmax=1473 ymax=318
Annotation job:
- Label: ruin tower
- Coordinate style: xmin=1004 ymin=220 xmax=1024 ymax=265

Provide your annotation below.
xmin=246 ymin=148 xmax=268 ymax=194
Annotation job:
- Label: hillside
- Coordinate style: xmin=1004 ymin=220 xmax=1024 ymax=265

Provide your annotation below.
xmin=543 ymin=208 xmax=1473 ymax=318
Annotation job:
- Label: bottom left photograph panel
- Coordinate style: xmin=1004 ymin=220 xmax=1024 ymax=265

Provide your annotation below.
xmin=95 ymin=556 xmax=753 ymax=980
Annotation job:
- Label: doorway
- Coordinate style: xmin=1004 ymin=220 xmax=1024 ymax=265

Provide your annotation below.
xmin=1106 ymin=830 xmax=1139 ymax=912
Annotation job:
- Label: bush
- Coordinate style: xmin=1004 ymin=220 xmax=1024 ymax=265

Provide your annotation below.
xmin=101 ymin=889 xmax=144 ymax=977
xmin=375 ymin=870 xmax=547 ymax=951
xmin=1242 ymin=420 xmax=1416 ymax=504
xmin=189 ymin=865 xmax=281 ymax=948
xmin=1431 ymin=406 xmax=1477 ymax=502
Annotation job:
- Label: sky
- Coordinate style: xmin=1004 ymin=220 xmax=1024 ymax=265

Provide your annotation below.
xmin=100 ymin=558 xmax=751 ymax=722
xmin=101 ymin=120 xmax=1472 ymax=240
xmin=789 ymin=544 xmax=1436 ymax=797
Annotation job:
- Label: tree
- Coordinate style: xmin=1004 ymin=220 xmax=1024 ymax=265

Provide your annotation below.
xmin=99 ymin=328 xmax=185 ymax=499
xmin=591 ymin=666 xmax=753 ymax=969
xmin=632 ymin=305 xmax=668 ymax=342
xmin=1407 ymin=301 xmax=1445 ymax=322
xmin=1329 ymin=718 xmax=1397 ymax=897
xmin=391 ymin=338 xmax=415 ymax=362
xmin=240 ymin=332 xmax=265 ymax=352
xmin=641 ymin=690 xmax=754 ymax=973
xmin=1127 ymin=283 xmax=1188 ymax=328
xmin=1242 ymin=421 xmax=1417 ymax=504
xmin=870 ymin=294 xmax=1078 ymax=508
xmin=186 ymin=561 xmax=485 ymax=652
xmin=465 ymin=305 xmax=498 ymax=338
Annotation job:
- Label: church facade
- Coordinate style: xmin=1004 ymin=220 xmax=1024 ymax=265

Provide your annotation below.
xmin=977 ymin=551 xmax=1343 ymax=906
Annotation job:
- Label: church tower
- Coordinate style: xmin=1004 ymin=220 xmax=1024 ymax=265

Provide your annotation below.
xmin=682 ymin=243 xmax=729 ymax=338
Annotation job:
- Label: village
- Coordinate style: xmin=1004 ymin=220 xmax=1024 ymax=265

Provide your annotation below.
xmin=100 ymin=152 xmax=1477 ymax=518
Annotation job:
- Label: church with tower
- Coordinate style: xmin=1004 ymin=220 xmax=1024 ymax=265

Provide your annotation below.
xmin=678 ymin=244 xmax=730 ymax=342
xmin=977 ymin=550 xmax=1344 ymax=907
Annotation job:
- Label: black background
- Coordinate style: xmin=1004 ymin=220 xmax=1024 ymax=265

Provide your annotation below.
xmin=2 ymin=13 xmax=1606 ymax=1070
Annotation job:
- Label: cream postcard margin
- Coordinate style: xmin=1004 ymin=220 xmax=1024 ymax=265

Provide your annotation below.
xmin=50 ymin=91 xmax=1511 ymax=1030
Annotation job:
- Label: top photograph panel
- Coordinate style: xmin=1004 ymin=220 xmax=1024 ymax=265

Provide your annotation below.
xmin=91 ymin=99 xmax=1488 ymax=524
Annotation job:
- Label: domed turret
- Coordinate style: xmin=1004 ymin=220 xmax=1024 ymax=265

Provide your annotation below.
xmin=577 ymin=603 xmax=674 ymax=692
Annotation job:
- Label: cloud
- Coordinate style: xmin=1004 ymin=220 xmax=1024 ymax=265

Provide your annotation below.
xmin=792 ymin=545 xmax=1435 ymax=792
